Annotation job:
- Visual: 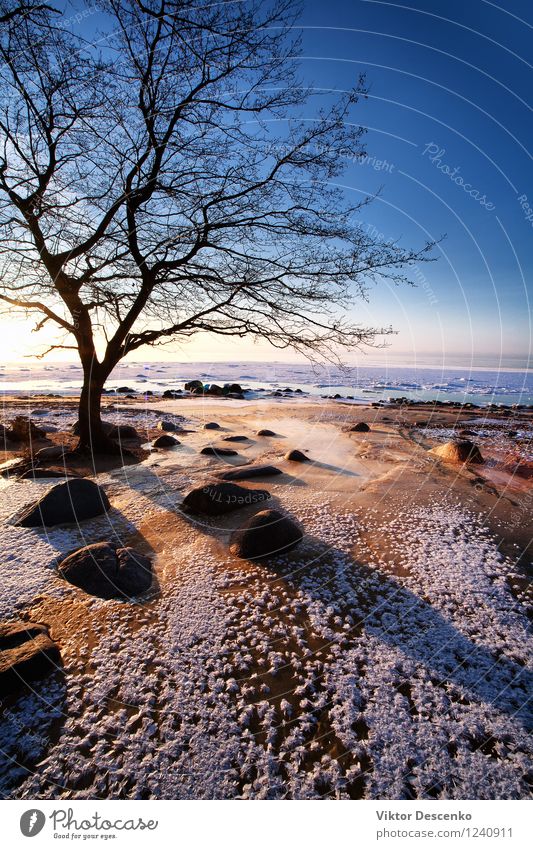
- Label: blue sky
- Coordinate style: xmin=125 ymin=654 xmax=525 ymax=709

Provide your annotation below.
xmin=1 ymin=0 xmax=531 ymax=367
xmin=290 ymin=0 xmax=532 ymax=363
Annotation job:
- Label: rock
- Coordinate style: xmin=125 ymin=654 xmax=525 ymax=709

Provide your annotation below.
xmin=348 ymin=422 xmax=370 ymax=432
xmin=181 ymin=482 xmax=271 ymax=516
xmin=203 ymin=422 xmax=220 ymax=430
xmin=58 ymin=542 xmax=152 ymax=599
xmin=34 ymin=445 xmax=68 ymax=460
xmin=285 ymin=449 xmax=309 ymax=462
xmin=70 ymin=420 xmax=114 ymax=436
xmin=8 ymin=416 xmax=46 ymax=442
xmin=185 ymin=379 xmax=204 ymax=392
xmin=107 ymin=424 xmax=139 ymax=440
xmin=200 ymin=445 xmax=238 ymax=457
xmin=0 ymin=621 xmax=61 ymax=696
xmin=257 ymin=429 xmax=276 ymax=436
xmin=206 ymin=384 xmax=224 ymax=396
xmin=430 ymin=440 xmax=484 ymax=464
xmin=458 ymin=429 xmax=477 ymax=436
xmin=153 ymin=434 xmax=180 ymax=448
xmin=223 ymin=435 xmax=250 ymax=442
xmin=229 ymin=509 xmax=303 ymax=560
xmin=224 ymin=383 xmax=243 ymax=394
xmin=16 ymin=478 xmax=111 ymax=527
xmin=117 ymin=386 xmax=136 ymax=392
xmin=163 ymin=389 xmax=179 ymax=398
xmin=19 ymin=467 xmax=78 ymax=480
xmin=157 ymin=420 xmax=177 ymax=431
xmin=216 ymin=465 xmax=283 ymax=481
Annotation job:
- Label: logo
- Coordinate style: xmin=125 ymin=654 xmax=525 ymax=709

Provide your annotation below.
xmin=20 ymin=810 xmax=46 ymax=837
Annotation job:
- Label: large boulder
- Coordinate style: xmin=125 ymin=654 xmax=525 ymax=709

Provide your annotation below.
xmin=8 ymin=416 xmax=46 ymax=442
xmin=181 ymin=482 xmax=271 ymax=516
xmin=157 ymin=420 xmax=177 ymax=432
xmin=224 ymin=383 xmax=243 ymax=394
xmin=200 ymin=445 xmax=238 ymax=457
xmin=153 ymin=434 xmax=180 ymax=448
xmin=430 ymin=440 xmax=484 ymax=464
xmin=58 ymin=542 xmax=153 ymax=599
xmin=0 ymin=621 xmax=61 ymax=696
xmin=285 ymin=449 xmax=309 ymax=462
xmin=203 ymin=422 xmax=220 ymax=430
xmin=257 ymin=429 xmax=276 ymax=437
xmin=230 ymin=509 xmax=304 ymax=560
xmin=15 ymin=478 xmax=111 ymax=527
xmin=217 ymin=465 xmax=283 ymax=481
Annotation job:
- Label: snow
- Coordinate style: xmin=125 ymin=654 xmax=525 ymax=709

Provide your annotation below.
xmin=0 ymin=422 xmax=531 ymax=800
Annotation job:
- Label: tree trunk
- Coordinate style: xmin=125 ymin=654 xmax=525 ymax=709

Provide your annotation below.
xmin=76 ymin=371 xmax=119 ymax=455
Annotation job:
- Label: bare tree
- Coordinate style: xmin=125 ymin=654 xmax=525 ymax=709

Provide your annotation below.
xmin=0 ymin=0 xmax=433 ymax=452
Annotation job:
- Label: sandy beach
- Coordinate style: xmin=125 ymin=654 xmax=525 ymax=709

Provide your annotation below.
xmin=0 ymin=394 xmax=531 ymax=800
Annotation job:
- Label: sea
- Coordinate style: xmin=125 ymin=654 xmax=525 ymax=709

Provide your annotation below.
xmin=1 ymin=358 xmax=532 ymax=407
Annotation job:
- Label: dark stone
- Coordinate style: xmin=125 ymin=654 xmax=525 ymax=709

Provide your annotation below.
xmin=117 ymin=386 xmax=135 ymax=393
xmin=0 ymin=621 xmax=61 ymax=696
xmin=107 ymin=425 xmax=139 ymax=439
xmin=257 ymin=429 xmax=276 ymax=436
xmin=58 ymin=542 xmax=153 ymax=599
xmin=458 ymin=429 xmax=477 ymax=437
xmin=206 ymin=384 xmax=224 ymax=396
xmin=224 ymin=383 xmax=243 ymax=394
xmin=71 ymin=419 xmax=114 ymax=436
xmin=157 ymin=420 xmax=177 ymax=431
xmin=185 ymin=380 xmax=204 ymax=392
xmin=216 ymin=465 xmax=283 ymax=481
xmin=285 ymin=449 xmax=309 ymax=462
xmin=19 ymin=467 xmax=79 ymax=480
xmin=223 ymin=435 xmax=250 ymax=442
xmin=200 ymin=445 xmax=238 ymax=457
xmin=203 ymin=422 xmax=220 ymax=430
xmin=153 ymin=434 xmax=180 ymax=448
xmin=8 ymin=416 xmax=46 ymax=442
xmin=181 ymin=482 xmax=271 ymax=516
xmin=349 ymin=422 xmax=370 ymax=432
xmin=229 ymin=509 xmax=303 ymax=560
xmin=16 ymin=478 xmax=111 ymax=527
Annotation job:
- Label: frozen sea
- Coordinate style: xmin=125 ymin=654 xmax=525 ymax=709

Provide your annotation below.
xmin=0 ymin=359 xmax=532 ymax=407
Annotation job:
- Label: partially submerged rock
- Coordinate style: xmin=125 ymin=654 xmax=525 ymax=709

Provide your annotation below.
xmin=157 ymin=420 xmax=177 ymax=431
xmin=200 ymin=445 xmax=238 ymax=457
xmin=58 ymin=542 xmax=153 ymax=599
xmin=0 ymin=621 xmax=61 ymax=696
xmin=108 ymin=424 xmax=139 ymax=440
xmin=181 ymin=481 xmax=271 ymax=516
xmin=223 ymin=435 xmax=249 ymax=442
xmin=217 ymin=465 xmax=283 ymax=481
xmin=257 ymin=429 xmax=276 ymax=436
xmin=285 ymin=449 xmax=309 ymax=462
xmin=230 ymin=509 xmax=304 ymax=560
xmin=203 ymin=422 xmax=220 ymax=430
xmin=15 ymin=478 xmax=111 ymax=527
xmin=430 ymin=440 xmax=484 ymax=464
xmin=153 ymin=434 xmax=180 ymax=448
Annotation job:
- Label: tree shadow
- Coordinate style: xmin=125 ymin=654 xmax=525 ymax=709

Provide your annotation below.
xmin=255 ymin=534 xmax=533 ymax=731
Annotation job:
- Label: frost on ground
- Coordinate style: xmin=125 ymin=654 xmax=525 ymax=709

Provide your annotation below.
xmin=0 ymin=469 xmax=531 ymax=800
